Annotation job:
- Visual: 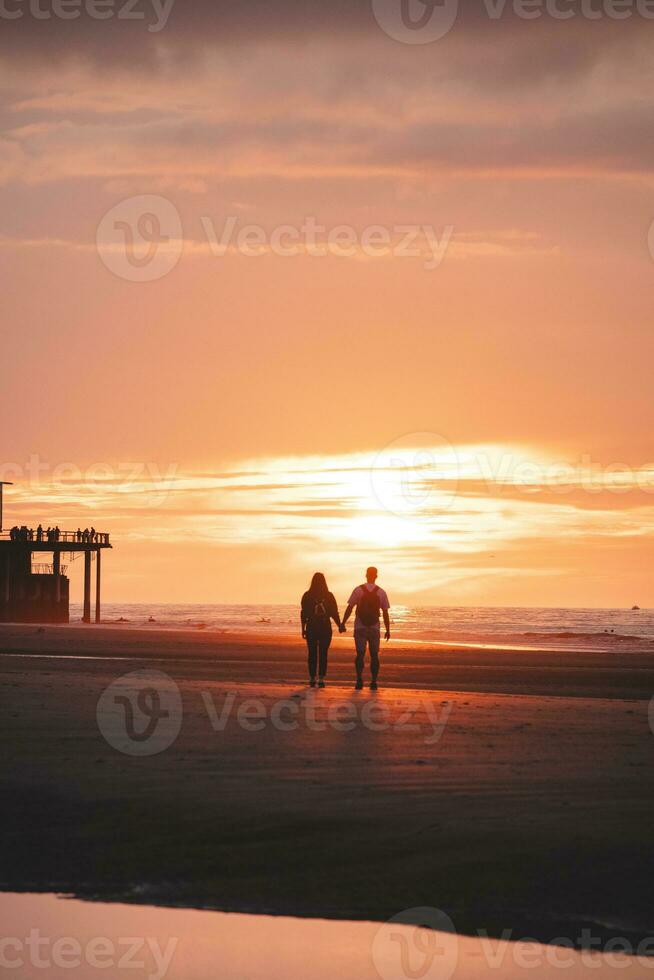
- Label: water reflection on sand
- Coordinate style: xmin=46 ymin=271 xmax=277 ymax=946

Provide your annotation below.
xmin=0 ymin=893 xmax=649 ymax=980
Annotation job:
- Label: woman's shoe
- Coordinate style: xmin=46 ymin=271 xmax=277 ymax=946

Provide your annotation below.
xmin=355 ymin=678 xmax=363 ymax=690
xmin=309 ymin=679 xmax=316 ymax=687
xmin=318 ymin=679 xmax=325 ymax=688
xmin=370 ymin=681 xmax=378 ymax=691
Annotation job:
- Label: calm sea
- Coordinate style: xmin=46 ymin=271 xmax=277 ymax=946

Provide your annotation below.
xmin=69 ymin=603 xmax=654 ymax=652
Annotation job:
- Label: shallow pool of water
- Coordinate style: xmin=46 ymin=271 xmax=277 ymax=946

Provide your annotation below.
xmin=0 ymin=893 xmax=649 ymax=979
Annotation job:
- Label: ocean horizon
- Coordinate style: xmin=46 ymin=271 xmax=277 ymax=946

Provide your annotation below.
xmin=67 ymin=602 xmax=654 ymax=651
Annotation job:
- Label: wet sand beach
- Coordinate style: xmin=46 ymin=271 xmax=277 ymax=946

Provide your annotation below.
xmin=1 ymin=624 xmax=653 ymax=946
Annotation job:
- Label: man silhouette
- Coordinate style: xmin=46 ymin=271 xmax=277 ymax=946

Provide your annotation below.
xmin=342 ymin=566 xmax=391 ymax=690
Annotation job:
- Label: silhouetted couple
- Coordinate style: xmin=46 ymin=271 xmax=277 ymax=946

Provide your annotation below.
xmin=300 ymin=566 xmax=391 ymax=690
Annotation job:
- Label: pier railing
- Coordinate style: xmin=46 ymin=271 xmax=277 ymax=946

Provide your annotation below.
xmin=0 ymin=530 xmax=110 ymax=545
xmin=32 ymin=563 xmax=69 ymax=576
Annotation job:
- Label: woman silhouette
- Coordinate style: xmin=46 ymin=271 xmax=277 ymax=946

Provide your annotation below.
xmin=301 ymin=573 xmax=343 ymax=688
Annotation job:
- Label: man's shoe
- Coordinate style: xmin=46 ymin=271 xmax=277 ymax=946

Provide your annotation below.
xmin=309 ymin=679 xmax=316 ymax=687
xmin=355 ymin=678 xmax=363 ymax=690
xmin=370 ymin=681 xmax=378 ymax=691
xmin=318 ymin=679 xmax=325 ymax=688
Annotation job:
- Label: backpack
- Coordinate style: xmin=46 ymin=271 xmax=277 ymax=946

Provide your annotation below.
xmin=357 ymin=585 xmax=381 ymax=627
xmin=312 ymin=598 xmax=329 ymax=622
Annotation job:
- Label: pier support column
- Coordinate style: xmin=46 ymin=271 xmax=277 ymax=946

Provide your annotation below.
xmin=95 ymin=549 xmax=101 ymax=624
xmin=53 ymin=550 xmax=61 ymax=603
xmin=83 ymin=550 xmax=91 ymax=623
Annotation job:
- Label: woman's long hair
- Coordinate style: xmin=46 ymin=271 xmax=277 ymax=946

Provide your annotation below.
xmin=308 ymin=572 xmax=329 ymax=599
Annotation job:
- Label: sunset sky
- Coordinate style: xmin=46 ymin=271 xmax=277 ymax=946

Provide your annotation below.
xmin=1 ymin=1 xmax=653 ymax=607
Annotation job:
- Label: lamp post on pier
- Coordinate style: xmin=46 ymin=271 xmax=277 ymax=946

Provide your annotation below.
xmin=0 ymin=482 xmax=13 ymax=533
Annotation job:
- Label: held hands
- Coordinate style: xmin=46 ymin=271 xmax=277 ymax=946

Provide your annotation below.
xmin=385 ymin=629 xmax=391 ymax=641
xmin=339 ymin=624 xmax=347 ymax=634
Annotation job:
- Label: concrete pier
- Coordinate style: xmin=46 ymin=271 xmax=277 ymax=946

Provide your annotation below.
xmin=0 ymin=531 xmax=112 ymax=624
